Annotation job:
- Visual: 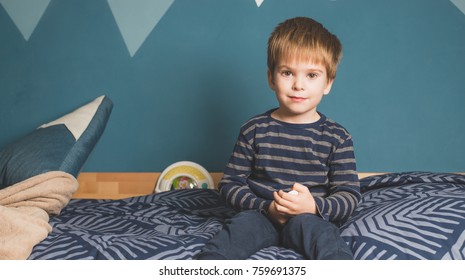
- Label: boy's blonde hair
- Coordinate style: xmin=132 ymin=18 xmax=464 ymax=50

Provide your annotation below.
xmin=267 ymin=17 xmax=342 ymax=81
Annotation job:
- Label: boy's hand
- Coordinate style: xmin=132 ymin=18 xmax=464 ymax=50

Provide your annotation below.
xmin=267 ymin=201 xmax=289 ymax=226
xmin=273 ymin=183 xmax=317 ymax=216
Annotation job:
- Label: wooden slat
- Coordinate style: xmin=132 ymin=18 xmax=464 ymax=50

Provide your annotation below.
xmin=73 ymin=172 xmax=223 ymax=199
xmin=73 ymin=172 xmax=463 ymax=199
xmin=358 ymin=172 xmax=386 ymax=179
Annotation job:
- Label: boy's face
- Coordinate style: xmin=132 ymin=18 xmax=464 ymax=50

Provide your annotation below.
xmin=267 ymin=58 xmax=333 ymax=124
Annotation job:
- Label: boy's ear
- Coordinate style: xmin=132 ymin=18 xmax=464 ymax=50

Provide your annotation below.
xmin=267 ymin=69 xmax=276 ymax=91
xmin=323 ymin=79 xmax=334 ymax=95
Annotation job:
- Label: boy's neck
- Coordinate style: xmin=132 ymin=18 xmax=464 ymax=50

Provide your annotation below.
xmin=271 ymin=109 xmax=321 ymax=124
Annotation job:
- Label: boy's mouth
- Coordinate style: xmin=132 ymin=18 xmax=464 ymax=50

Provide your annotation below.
xmin=289 ymin=96 xmax=307 ymax=102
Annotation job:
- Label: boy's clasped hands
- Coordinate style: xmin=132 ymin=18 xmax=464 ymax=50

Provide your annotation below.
xmin=268 ymin=183 xmax=318 ymax=226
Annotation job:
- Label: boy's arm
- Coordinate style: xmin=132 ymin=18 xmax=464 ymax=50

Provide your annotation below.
xmin=218 ymin=131 xmax=272 ymax=212
xmin=313 ymin=136 xmax=361 ymax=224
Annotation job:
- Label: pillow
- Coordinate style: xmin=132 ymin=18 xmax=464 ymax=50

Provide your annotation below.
xmin=0 ymin=95 xmax=113 ymax=189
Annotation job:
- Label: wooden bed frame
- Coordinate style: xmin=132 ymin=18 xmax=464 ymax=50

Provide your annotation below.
xmin=72 ymin=172 xmax=386 ymax=199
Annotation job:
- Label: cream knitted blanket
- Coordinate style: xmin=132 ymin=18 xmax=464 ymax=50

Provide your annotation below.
xmin=0 ymin=171 xmax=78 ymax=260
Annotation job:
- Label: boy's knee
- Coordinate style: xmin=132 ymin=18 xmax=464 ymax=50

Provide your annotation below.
xmin=285 ymin=213 xmax=325 ymax=230
xmin=228 ymin=210 xmax=277 ymax=236
xmin=283 ymin=213 xmax=340 ymax=241
xmin=208 ymin=210 xmax=278 ymax=259
xmin=232 ymin=210 xmax=264 ymax=222
xmin=282 ymin=214 xmax=352 ymax=260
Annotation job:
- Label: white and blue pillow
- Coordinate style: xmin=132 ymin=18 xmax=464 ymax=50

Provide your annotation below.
xmin=0 ymin=95 xmax=113 ymax=189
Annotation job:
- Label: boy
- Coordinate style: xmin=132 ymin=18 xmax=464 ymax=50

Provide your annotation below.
xmin=197 ymin=17 xmax=360 ymax=260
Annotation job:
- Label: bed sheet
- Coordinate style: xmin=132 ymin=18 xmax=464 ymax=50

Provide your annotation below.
xmin=29 ymin=189 xmax=302 ymax=260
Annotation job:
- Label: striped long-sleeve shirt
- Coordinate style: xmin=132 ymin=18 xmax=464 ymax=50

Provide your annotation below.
xmin=218 ymin=109 xmax=361 ymax=224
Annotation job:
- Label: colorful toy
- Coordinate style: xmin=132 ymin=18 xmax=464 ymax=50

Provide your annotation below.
xmin=154 ymin=161 xmax=214 ymax=193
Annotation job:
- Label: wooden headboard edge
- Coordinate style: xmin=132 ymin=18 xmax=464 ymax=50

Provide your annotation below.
xmin=72 ymin=172 xmax=462 ymax=200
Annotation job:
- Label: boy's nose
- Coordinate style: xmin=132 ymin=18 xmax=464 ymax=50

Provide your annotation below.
xmin=292 ymin=77 xmax=305 ymax=91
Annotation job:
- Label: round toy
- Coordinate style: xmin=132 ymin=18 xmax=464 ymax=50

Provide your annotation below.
xmin=154 ymin=161 xmax=214 ymax=193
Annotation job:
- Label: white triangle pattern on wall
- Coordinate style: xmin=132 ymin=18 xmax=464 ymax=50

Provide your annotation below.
xmin=255 ymin=0 xmax=265 ymax=7
xmin=451 ymin=0 xmax=465 ymax=15
xmin=107 ymin=0 xmax=175 ymax=57
xmin=0 ymin=0 xmax=50 ymax=41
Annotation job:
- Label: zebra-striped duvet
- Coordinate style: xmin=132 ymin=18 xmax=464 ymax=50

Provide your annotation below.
xmin=29 ymin=172 xmax=465 ymax=260
xmin=341 ymin=172 xmax=465 ymax=260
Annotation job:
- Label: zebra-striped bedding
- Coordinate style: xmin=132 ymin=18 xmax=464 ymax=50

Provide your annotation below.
xmin=29 ymin=172 xmax=465 ymax=260
xmin=341 ymin=172 xmax=465 ymax=260
xmin=28 ymin=188 xmax=302 ymax=260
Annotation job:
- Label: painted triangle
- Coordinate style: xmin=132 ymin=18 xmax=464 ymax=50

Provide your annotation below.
xmin=108 ymin=0 xmax=175 ymax=57
xmin=0 ymin=0 xmax=50 ymax=41
xmin=451 ymin=0 xmax=465 ymax=16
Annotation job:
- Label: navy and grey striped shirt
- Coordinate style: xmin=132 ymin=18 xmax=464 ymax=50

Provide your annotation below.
xmin=218 ymin=109 xmax=361 ymax=224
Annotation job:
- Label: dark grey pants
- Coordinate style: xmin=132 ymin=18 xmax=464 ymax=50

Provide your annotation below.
xmin=196 ymin=210 xmax=353 ymax=260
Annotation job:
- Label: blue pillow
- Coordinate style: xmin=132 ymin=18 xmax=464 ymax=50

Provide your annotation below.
xmin=0 ymin=95 xmax=113 ymax=189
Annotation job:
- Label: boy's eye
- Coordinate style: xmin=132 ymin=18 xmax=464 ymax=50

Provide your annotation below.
xmin=308 ymin=73 xmax=318 ymax=78
xmin=281 ymin=70 xmax=292 ymax=77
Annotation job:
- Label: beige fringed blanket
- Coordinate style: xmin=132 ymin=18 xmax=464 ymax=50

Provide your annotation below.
xmin=0 ymin=171 xmax=78 ymax=260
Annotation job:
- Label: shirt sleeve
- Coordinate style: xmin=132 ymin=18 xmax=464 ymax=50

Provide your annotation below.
xmin=218 ymin=130 xmax=272 ymax=212
xmin=313 ymin=136 xmax=361 ymax=225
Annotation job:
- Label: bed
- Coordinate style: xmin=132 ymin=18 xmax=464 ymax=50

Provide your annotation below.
xmin=1 ymin=96 xmax=465 ymax=260
xmin=21 ymin=171 xmax=464 ymax=260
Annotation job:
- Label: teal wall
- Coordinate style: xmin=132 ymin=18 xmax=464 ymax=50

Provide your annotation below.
xmin=1 ymin=0 xmax=465 ymax=173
